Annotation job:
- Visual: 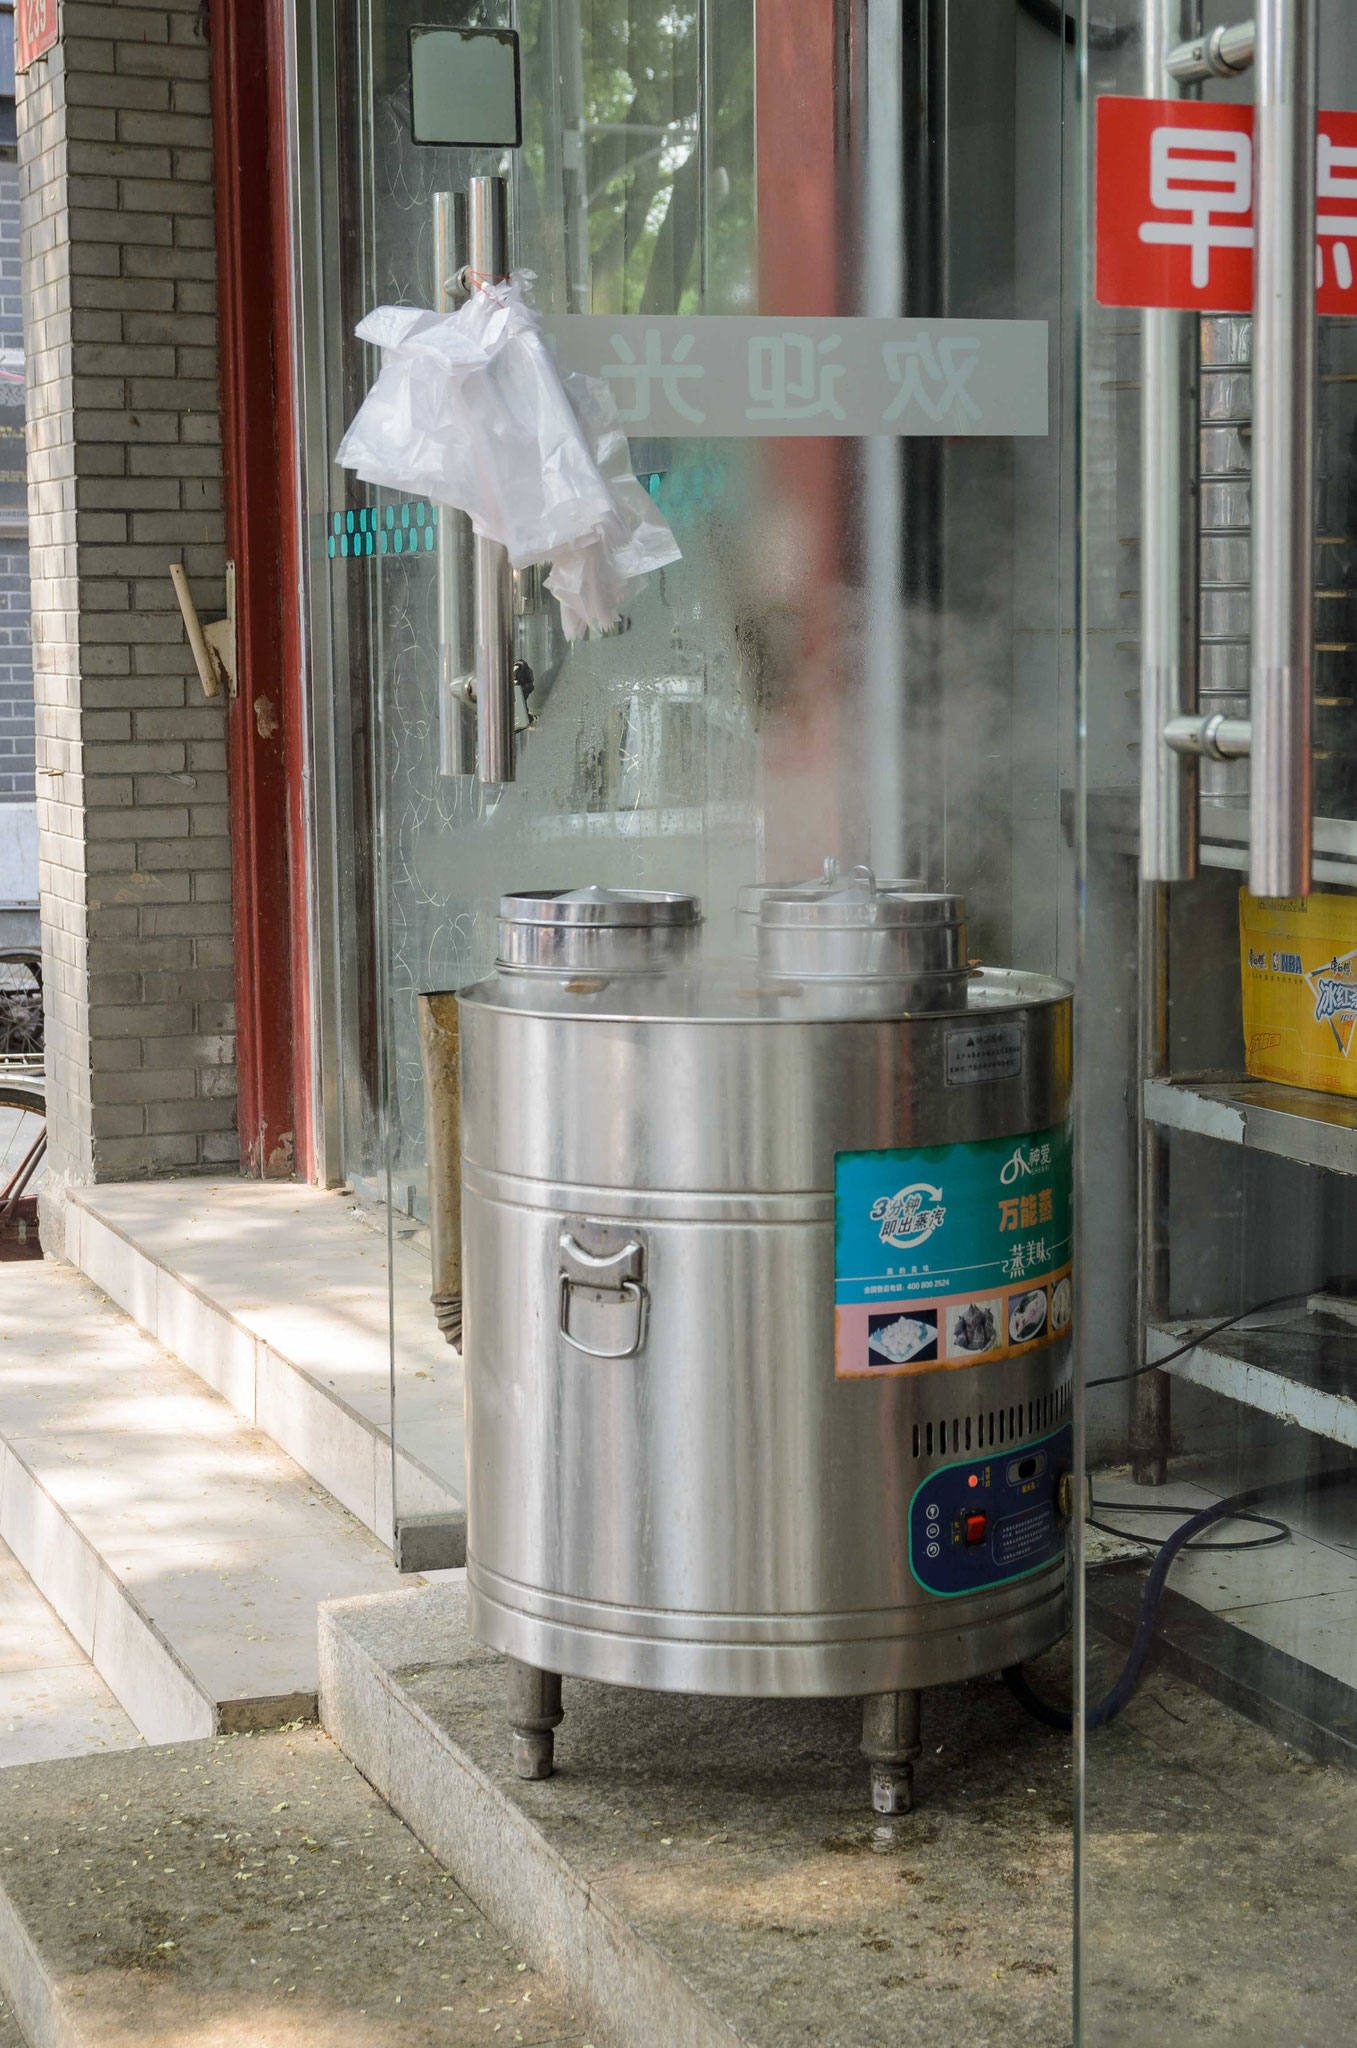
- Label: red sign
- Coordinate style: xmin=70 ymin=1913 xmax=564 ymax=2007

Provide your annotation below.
xmin=16 ymin=0 xmax=59 ymax=74
xmin=1096 ymin=95 xmax=1357 ymax=316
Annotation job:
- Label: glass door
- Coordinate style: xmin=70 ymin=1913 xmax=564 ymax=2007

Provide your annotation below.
xmin=1077 ymin=2 xmax=1357 ymax=2038
xmin=292 ymin=0 xmax=1077 ymax=1608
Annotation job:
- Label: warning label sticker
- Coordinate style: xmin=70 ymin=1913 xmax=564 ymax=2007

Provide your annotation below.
xmin=945 ymin=1022 xmax=1025 ymax=1087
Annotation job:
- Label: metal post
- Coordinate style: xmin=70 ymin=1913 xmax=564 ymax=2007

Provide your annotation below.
xmin=1250 ymin=0 xmax=1316 ymax=898
xmin=1140 ymin=0 xmax=1202 ymax=883
xmin=434 ymin=191 xmax=477 ymax=778
xmin=468 ymin=174 xmax=518 ymax=788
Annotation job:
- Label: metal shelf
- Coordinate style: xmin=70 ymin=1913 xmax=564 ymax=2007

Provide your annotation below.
xmin=1144 ymin=1074 xmax=1357 ymax=1175
xmin=1147 ymin=1304 xmax=1357 ymax=1448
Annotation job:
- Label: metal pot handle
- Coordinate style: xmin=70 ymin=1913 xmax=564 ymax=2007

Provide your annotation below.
xmin=558 ymin=1231 xmax=648 ymax=1359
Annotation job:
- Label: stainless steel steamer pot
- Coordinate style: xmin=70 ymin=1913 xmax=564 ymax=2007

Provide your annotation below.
xmin=452 ymin=883 xmax=1074 ymax=1805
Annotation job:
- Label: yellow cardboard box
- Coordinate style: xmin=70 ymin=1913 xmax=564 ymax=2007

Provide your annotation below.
xmin=1240 ymin=888 xmax=1357 ymax=1097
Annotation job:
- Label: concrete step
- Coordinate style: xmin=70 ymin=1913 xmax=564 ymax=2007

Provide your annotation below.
xmin=0 ymin=1259 xmax=414 ymax=1743
xmin=0 ymin=1537 xmax=142 ymax=1769
xmin=319 ymin=1583 xmax=1077 ymax=2048
xmin=64 ymin=1180 xmax=465 ymax=1555
xmin=0 ymin=1724 xmax=588 ymax=2048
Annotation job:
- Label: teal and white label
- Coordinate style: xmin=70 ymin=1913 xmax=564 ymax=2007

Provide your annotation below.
xmin=834 ymin=1123 xmax=1073 ymax=1378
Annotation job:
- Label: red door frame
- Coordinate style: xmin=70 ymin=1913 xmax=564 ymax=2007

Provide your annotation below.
xmin=754 ymin=0 xmax=852 ymax=875
xmin=210 ymin=0 xmax=313 ymax=1179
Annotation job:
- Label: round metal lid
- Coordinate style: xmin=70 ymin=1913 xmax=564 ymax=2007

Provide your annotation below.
xmin=757 ymin=865 xmax=963 ymax=931
xmin=499 ymin=885 xmax=702 ymax=930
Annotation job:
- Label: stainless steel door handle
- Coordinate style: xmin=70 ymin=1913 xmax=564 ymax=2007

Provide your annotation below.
xmin=433 ymin=189 xmax=476 ymax=779
xmin=468 ymin=174 xmax=518 ymax=788
xmin=558 ymin=1231 xmax=648 ymax=1359
xmin=1139 ymin=0 xmax=1202 ymax=885
xmin=1250 ymin=0 xmax=1316 ymax=897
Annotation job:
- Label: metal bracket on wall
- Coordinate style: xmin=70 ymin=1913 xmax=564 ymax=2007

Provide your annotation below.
xmin=171 ymin=558 xmax=238 ymax=698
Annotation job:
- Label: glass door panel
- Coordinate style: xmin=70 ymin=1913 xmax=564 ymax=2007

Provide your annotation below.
xmin=1077 ymin=2 xmax=1357 ymax=2039
xmin=294 ymin=0 xmax=1075 ymax=1578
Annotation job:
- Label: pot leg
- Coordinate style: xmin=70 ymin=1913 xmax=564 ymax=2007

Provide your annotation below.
xmin=860 ymin=1688 xmax=923 ymax=1814
xmin=506 ymin=1658 xmax=564 ymax=1781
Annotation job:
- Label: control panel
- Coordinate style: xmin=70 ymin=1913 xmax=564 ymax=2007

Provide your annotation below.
xmin=908 ymin=1423 xmax=1073 ymax=1596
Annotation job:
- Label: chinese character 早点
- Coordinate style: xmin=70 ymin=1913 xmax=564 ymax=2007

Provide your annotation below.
xmin=882 ymin=335 xmax=981 ymax=425
xmin=1318 ymin=130 xmax=1357 ymax=295
xmin=746 ymin=332 xmax=846 ymax=422
xmin=999 ymin=1198 xmax=1020 ymax=1232
xmin=601 ymin=330 xmax=707 ymax=425
xmin=1020 ymin=1192 xmax=1039 ymax=1230
xmin=1137 ymin=126 xmax=1254 ymax=290
xmin=1038 ymin=1186 xmax=1054 ymax=1224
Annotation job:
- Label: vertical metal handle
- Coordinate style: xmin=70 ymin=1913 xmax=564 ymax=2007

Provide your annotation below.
xmin=434 ymin=190 xmax=477 ymax=778
xmin=1140 ymin=0 xmax=1202 ymax=884
xmin=1250 ymin=0 xmax=1316 ymax=897
xmin=468 ymin=174 xmax=518 ymax=788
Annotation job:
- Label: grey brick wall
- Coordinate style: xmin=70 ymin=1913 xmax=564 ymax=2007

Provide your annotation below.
xmin=0 ymin=151 xmax=33 ymax=810
xmin=0 ymin=532 xmax=33 ymax=801
xmin=18 ymin=0 xmax=238 ymax=1223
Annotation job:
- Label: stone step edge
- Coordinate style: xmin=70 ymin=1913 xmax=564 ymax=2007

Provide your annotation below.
xmin=65 ymin=1193 xmax=462 ymax=1554
xmin=317 ymin=1592 xmax=743 ymax=2048
xmin=0 ymin=1860 xmax=70 ymax=2048
xmin=0 ymin=1434 xmax=315 ymax=1746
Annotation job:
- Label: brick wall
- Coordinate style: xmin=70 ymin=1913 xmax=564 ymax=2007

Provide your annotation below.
xmin=0 ymin=154 xmax=33 ymax=814
xmin=18 ymin=0 xmax=238 ymax=1226
xmin=0 ymin=531 xmax=33 ymax=804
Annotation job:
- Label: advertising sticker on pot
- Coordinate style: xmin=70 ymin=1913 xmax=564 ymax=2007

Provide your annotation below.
xmin=833 ymin=1125 xmax=1073 ymax=1379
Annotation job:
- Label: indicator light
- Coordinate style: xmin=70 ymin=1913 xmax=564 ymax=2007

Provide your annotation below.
xmin=968 ymin=1473 xmax=979 ymax=1488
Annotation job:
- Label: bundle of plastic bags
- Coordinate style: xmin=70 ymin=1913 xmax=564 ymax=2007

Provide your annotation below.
xmin=335 ymin=276 xmax=680 ymax=639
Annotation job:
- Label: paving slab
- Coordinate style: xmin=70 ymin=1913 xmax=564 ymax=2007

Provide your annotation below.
xmin=0 ymin=1725 xmax=589 ymax=2048
xmin=321 ymin=1580 xmax=1357 ymax=2048
xmin=67 ymin=1181 xmax=464 ymax=1547
xmin=320 ymin=1582 xmax=1077 ymax=2048
xmin=0 ymin=1260 xmax=414 ymax=1742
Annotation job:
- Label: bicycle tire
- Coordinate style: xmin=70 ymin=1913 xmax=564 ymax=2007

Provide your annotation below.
xmin=0 ymin=1080 xmax=45 ymax=1116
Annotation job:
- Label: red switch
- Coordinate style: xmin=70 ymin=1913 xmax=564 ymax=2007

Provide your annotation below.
xmin=964 ymin=1512 xmax=988 ymax=1546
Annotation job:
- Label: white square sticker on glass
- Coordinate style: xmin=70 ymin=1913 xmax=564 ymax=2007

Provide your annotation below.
xmin=408 ymin=27 xmax=522 ymax=150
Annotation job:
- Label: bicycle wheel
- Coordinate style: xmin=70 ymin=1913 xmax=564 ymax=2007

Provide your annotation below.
xmin=0 ymin=952 xmax=43 ymax=1061
xmin=0 ymin=1077 xmax=46 ymax=1217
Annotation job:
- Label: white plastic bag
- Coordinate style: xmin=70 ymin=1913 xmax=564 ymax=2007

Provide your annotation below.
xmin=335 ymin=277 xmax=680 ymax=638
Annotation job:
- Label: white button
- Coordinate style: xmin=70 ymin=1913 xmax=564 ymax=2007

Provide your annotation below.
xmin=926 ymin=1541 xmax=940 ymax=1559
xmin=924 ymin=1502 xmax=939 ymax=1518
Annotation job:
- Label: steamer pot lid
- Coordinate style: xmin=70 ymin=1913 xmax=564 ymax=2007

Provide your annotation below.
xmin=499 ymin=885 xmax=702 ymax=929
xmin=757 ymin=863 xmax=963 ymax=930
